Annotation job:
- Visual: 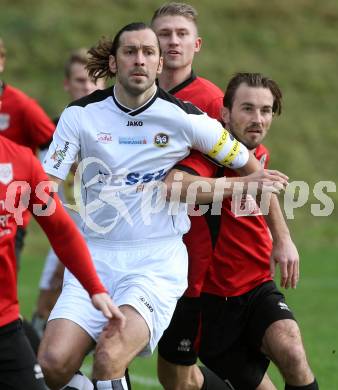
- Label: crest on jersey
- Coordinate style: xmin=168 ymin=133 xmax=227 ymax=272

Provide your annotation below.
xmin=0 ymin=113 xmax=10 ymax=131
xmin=0 ymin=163 xmax=13 ymax=184
xmin=154 ymin=133 xmax=169 ymax=147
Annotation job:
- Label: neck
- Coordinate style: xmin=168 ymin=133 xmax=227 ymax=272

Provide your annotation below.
xmin=158 ymin=66 xmax=192 ymax=92
xmin=114 ymin=82 xmax=157 ymax=110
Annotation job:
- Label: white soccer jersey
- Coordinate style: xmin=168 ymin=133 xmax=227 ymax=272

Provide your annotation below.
xmin=43 ymin=86 xmax=249 ymax=242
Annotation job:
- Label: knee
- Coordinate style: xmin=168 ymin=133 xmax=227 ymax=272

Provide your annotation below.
xmin=38 ymin=348 xmax=71 ymax=387
xmin=94 ymin=343 xmax=127 ymax=376
xmin=157 ymin=360 xmax=201 ymax=390
xmin=283 ymin=342 xmax=307 ymax=369
xmin=158 ymin=370 xmax=179 ymax=390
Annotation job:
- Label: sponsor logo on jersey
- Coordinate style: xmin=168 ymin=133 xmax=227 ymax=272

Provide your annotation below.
xmin=154 ymin=133 xmax=169 ymax=147
xmin=278 ymin=302 xmax=291 ymax=311
xmin=50 ymin=142 xmax=69 ymax=170
xmin=119 ymin=136 xmax=147 ymax=145
xmin=0 ymin=163 xmax=13 ymax=184
xmin=97 ymin=132 xmax=113 ymax=144
xmin=178 ymin=338 xmax=191 ymax=352
xmin=127 ymin=120 xmax=143 ymax=126
xmin=0 ymin=113 xmax=10 ymax=131
xmin=125 ymin=169 xmax=167 ymax=185
xmin=139 ymin=296 xmax=154 ymax=312
xmin=34 ymin=364 xmax=44 ymax=379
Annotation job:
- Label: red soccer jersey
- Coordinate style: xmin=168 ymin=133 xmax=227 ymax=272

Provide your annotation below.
xmin=169 ymin=72 xmax=224 ymax=297
xmin=0 ymin=84 xmax=55 ymax=153
xmin=179 ymin=145 xmax=273 ymax=297
xmin=0 ymin=136 xmax=106 ymax=327
xmin=0 ymin=84 xmax=55 ymax=227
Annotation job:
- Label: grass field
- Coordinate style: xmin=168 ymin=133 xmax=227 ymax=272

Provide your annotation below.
xmin=18 ymin=221 xmax=338 ymax=389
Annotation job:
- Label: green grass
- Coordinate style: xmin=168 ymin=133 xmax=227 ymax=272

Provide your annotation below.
xmin=18 ymin=221 xmax=338 ymax=389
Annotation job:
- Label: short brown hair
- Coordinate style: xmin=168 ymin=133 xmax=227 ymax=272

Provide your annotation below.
xmin=151 ymin=2 xmax=198 ymax=27
xmin=223 ymin=72 xmax=283 ymax=115
xmin=64 ymin=48 xmax=90 ymax=78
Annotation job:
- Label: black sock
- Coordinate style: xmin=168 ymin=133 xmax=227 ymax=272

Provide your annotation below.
xmin=285 ymin=379 xmax=319 ymax=390
xmin=199 ymin=366 xmax=235 ymax=390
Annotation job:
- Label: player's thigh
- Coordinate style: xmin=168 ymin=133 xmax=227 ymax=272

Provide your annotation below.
xmin=95 ymin=304 xmax=150 ymax=365
xmin=261 ymin=319 xmax=302 ymax=360
xmin=112 ymin=238 xmax=189 ymax=356
xmin=0 ymin=321 xmax=47 ymax=390
xmin=199 ymin=293 xmax=244 ymax=362
xmin=199 ymin=293 xmax=269 ymax=390
xmin=158 ymin=296 xmax=201 ymax=366
xmin=38 ymin=318 xmax=94 ymax=372
xmin=246 ymin=281 xmax=296 ymax=353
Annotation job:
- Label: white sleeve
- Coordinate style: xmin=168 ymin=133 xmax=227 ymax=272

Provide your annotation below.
xmin=43 ymin=106 xmax=80 ymax=180
xmin=188 ymin=112 xmax=249 ymax=169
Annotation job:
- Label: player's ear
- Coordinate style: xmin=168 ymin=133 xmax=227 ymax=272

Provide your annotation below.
xmin=109 ymin=55 xmax=117 ymax=75
xmin=221 ymin=106 xmax=230 ymax=128
xmin=194 ymin=37 xmax=202 ymax=53
xmin=157 ymin=56 xmax=163 ymax=75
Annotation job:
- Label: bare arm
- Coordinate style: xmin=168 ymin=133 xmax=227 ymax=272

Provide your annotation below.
xmin=164 ymin=153 xmax=288 ymax=204
xmin=266 ymin=195 xmax=299 ymax=289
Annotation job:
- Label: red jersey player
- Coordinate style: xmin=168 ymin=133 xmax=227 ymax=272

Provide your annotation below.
xmin=0 ymin=37 xmax=55 ymax=264
xmin=179 ymin=73 xmax=318 ymax=390
xmin=151 ymin=4 xmax=229 ymax=389
xmin=0 ymin=135 xmax=124 ymax=389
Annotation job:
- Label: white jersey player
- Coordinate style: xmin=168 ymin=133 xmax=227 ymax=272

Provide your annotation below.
xmin=38 ymin=23 xmax=288 ymax=390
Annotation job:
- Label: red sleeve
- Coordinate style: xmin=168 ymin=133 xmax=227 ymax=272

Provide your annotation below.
xmin=176 ymin=150 xmax=218 ymax=178
xmin=205 ymin=96 xmax=223 ymax=120
xmin=28 ymin=155 xmax=106 ymax=296
xmin=255 ymin=144 xmax=270 ymax=168
xmin=23 ymin=98 xmax=55 ymax=148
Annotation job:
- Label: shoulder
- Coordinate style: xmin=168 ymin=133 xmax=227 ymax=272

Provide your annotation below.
xmin=0 ymin=135 xmax=34 ymax=165
xmin=3 ymin=84 xmax=31 ymax=105
xmin=68 ymin=86 xmax=113 ymax=108
xmin=194 ymin=76 xmax=224 ymax=97
xmin=157 ymin=88 xmax=204 ymax=115
xmin=256 ymin=144 xmax=269 ymax=156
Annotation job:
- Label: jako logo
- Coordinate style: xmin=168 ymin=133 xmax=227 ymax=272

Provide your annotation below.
xmin=127 ymin=120 xmax=143 ymax=126
xmin=139 ymin=296 xmax=154 ymax=312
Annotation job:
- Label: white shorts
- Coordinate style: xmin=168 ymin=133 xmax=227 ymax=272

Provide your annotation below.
xmin=49 ymin=237 xmax=188 ymax=355
xmin=39 ymin=248 xmax=60 ymax=290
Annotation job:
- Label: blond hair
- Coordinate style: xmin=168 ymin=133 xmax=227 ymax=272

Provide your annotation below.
xmin=151 ymin=2 xmax=198 ymax=27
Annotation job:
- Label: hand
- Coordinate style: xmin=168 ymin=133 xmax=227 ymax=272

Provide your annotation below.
xmin=270 ymin=235 xmax=299 ymax=289
xmin=242 ymin=169 xmax=289 ymax=195
xmin=91 ymin=293 xmax=126 ymax=334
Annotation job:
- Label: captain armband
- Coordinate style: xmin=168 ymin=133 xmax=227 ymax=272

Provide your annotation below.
xmin=207 ymin=129 xmax=249 ymax=169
